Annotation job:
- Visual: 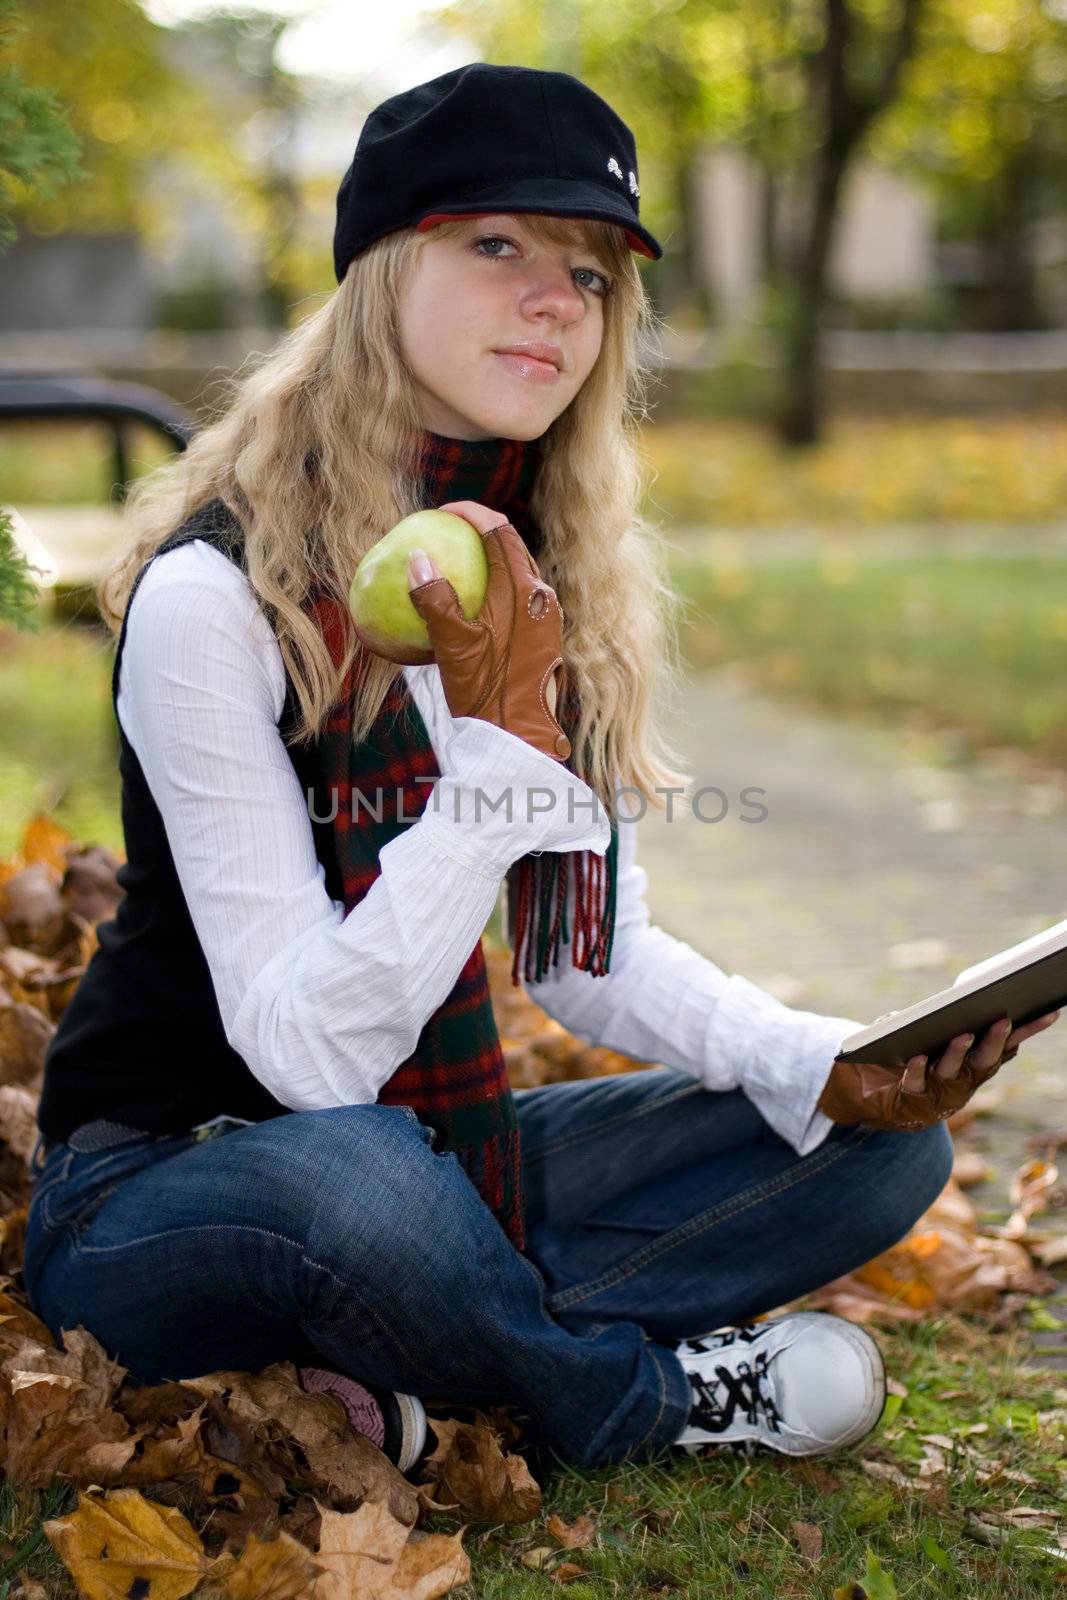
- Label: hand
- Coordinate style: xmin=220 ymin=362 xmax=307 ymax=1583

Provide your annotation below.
xmin=817 ymin=1009 xmax=1062 ymax=1131
xmin=406 ymin=498 xmax=571 ymax=762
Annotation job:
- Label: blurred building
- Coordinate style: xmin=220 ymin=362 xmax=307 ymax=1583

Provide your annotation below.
xmin=694 ymin=147 xmax=938 ymax=327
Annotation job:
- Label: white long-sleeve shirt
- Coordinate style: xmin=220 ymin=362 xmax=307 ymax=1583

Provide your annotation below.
xmin=117 ymin=539 xmax=864 ymax=1157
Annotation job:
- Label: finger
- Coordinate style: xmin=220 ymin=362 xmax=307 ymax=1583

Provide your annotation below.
xmin=968 ymin=1017 xmax=1013 ymax=1074
xmin=407 ymin=571 xmax=478 ymax=638
xmin=436 ymin=499 xmax=510 ymax=537
xmin=901 ymin=1054 xmax=929 ymax=1094
xmin=931 ymin=1032 xmax=973 ymax=1081
xmin=1006 ymin=1009 xmax=1061 ymax=1052
xmin=407 ymin=550 xmax=442 ymax=588
xmin=933 ymin=1051 xmax=962 ymax=1081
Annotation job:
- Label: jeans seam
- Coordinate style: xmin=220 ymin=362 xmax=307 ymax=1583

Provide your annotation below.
xmin=70 ymin=1219 xmax=432 ymax=1382
xmin=626 ymin=1338 xmax=672 ymax=1458
xmin=523 ymin=1079 xmax=705 ymax=1163
xmin=545 ymin=1123 xmax=872 ymax=1312
xmin=31 ymin=1148 xmax=76 ymax=1207
xmin=40 ymin=1142 xmax=190 ymax=1229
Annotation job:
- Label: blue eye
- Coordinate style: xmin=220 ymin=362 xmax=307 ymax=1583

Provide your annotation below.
xmin=473 ymin=236 xmax=614 ymax=297
xmin=572 ymin=266 xmax=613 ymax=297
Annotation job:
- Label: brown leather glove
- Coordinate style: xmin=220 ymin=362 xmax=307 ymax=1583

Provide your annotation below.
xmin=407 ymin=518 xmax=572 ymax=763
xmin=817 ymin=1041 xmax=1018 ymax=1131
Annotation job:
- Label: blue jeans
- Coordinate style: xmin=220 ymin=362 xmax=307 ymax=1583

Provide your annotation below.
xmin=22 ymin=1067 xmax=952 ymax=1469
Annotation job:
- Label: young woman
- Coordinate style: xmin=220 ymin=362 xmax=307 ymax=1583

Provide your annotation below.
xmin=24 ymin=63 xmax=1059 ymax=1478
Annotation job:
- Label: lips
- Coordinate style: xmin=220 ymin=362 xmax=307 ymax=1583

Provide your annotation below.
xmin=495 ymin=344 xmax=563 ymax=371
xmin=494 ymin=351 xmax=560 ymax=384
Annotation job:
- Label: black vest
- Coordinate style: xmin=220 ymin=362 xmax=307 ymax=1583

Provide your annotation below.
xmin=36 ymin=503 xmax=338 ymax=1142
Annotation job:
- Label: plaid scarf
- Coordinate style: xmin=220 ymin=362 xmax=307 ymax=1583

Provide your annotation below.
xmin=295 ymin=430 xmax=619 ymax=1250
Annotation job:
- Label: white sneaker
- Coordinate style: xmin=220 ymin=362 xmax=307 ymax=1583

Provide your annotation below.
xmin=669 ymin=1312 xmax=887 ymax=1458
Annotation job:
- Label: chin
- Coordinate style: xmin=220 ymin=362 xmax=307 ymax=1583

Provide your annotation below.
xmin=476 ymin=402 xmax=563 ymax=442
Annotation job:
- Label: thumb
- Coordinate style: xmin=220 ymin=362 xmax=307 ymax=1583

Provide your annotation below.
xmin=407 ymin=548 xmax=480 ymax=639
xmin=408 ymin=548 xmax=442 ymax=590
xmin=408 ymin=548 xmax=456 ymax=618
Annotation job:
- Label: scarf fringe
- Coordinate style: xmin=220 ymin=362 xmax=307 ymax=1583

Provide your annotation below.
xmin=455 ymin=1128 xmax=525 ymax=1250
xmin=510 ymin=824 xmax=619 ymax=986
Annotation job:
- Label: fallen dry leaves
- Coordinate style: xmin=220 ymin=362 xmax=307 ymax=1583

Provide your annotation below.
xmin=418 ymin=1414 xmax=541 ymax=1523
xmin=0 ymin=811 xmax=1064 ymax=1594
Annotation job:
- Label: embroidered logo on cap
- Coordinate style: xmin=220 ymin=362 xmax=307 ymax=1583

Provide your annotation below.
xmin=629 ymin=170 xmax=640 ymax=196
xmin=607 ymin=156 xmax=624 ymax=180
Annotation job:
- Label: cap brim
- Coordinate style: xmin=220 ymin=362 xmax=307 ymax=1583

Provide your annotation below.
xmin=413 ymin=180 xmax=662 ymax=261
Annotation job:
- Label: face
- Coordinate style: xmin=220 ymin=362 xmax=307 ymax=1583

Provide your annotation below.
xmin=396 ymin=213 xmax=615 ymax=442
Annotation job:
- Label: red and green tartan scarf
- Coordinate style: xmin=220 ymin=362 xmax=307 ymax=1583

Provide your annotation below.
xmin=298 ymin=430 xmax=619 ymax=1251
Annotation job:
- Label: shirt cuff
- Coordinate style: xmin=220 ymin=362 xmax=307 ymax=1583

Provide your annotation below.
xmin=417 ymin=715 xmax=611 ymax=875
xmin=706 ymin=972 xmax=865 ymax=1156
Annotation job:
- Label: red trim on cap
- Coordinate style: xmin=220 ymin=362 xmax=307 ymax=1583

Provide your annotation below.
xmin=415 ymin=211 xmax=656 ymax=261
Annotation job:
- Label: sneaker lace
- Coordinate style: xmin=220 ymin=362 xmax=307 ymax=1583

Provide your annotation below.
xmin=686 ymin=1347 xmax=782 ymax=1439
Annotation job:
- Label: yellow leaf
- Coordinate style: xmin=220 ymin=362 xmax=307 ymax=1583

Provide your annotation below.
xmin=42 ymin=1486 xmax=209 ymax=1600
xmin=21 ymin=813 xmax=71 ymax=875
xmin=308 ymin=1501 xmax=413 ymax=1599
xmin=546 ymin=1513 xmax=595 ymax=1550
xmin=522 ymin=1547 xmax=558 ymax=1571
xmin=381 ymin=1527 xmax=470 ymax=1600
xmin=213 ymin=1529 xmax=323 ymax=1598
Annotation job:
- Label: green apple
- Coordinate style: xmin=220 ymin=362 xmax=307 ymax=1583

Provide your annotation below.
xmin=348 ymin=508 xmax=489 ymax=665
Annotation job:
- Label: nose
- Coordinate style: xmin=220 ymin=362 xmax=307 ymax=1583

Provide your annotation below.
xmin=518 ymin=260 xmax=585 ymax=323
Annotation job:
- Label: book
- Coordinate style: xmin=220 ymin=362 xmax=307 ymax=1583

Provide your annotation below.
xmin=834 ymin=915 xmax=1067 ymax=1068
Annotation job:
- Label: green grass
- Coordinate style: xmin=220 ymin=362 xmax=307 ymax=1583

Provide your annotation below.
xmin=0 ymin=607 xmax=123 ymax=861
xmin=1 ymin=1313 xmax=1062 ymax=1597
xmin=669 ymin=550 xmax=1067 ymax=764
xmin=0 ymin=420 xmax=175 ymax=508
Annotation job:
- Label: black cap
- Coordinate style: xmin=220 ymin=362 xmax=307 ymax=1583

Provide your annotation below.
xmin=333 ymin=62 xmax=662 ymax=282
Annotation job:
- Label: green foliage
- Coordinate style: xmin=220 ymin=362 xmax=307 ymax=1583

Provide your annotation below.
xmin=0 ymin=0 xmax=82 ymax=619
xmin=0 ymin=506 xmax=41 ymax=629
xmin=0 ymin=0 xmax=82 ymax=247
xmin=1 ymin=0 xmax=305 ymax=318
xmin=0 ymin=614 xmax=120 ymax=859
xmin=3 ymin=0 xmax=197 ymax=234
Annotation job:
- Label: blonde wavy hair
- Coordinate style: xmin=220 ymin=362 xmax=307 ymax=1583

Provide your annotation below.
xmin=99 ymin=212 xmax=694 ymax=816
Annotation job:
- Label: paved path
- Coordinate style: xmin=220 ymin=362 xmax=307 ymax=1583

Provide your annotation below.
xmin=633 ymin=664 xmax=1067 ymax=1357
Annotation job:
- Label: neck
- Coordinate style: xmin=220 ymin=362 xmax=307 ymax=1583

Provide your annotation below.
xmin=415 ymin=428 xmax=542 ymax=556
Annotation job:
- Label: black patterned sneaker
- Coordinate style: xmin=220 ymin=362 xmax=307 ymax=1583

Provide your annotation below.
xmin=668 ymin=1312 xmax=887 ymax=1458
xmin=297 ymin=1365 xmax=428 ymax=1474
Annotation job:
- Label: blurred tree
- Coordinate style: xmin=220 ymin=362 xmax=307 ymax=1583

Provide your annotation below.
xmin=875 ymin=0 xmax=1067 ymax=332
xmin=4 ymin=0 xmax=307 ymax=325
xmin=4 ymin=0 xmax=194 ymax=234
xmin=0 ymin=0 xmax=81 ymax=247
xmin=773 ymin=0 xmax=925 ymax=444
xmin=0 ymin=0 xmax=81 ymax=629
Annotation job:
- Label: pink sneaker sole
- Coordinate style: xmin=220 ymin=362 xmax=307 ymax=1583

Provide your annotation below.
xmin=297 ymin=1364 xmax=428 ymax=1473
xmin=298 ymin=1366 xmax=387 ymax=1448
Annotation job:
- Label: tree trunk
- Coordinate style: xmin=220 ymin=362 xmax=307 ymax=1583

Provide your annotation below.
xmin=773 ymin=0 xmax=924 ymax=447
xmin=778 ymin=145 xmax=849 ymax=445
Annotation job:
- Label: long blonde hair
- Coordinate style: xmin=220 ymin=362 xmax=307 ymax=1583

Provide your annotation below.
xmin=99 ymin=213 xmax=694 ymax=814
